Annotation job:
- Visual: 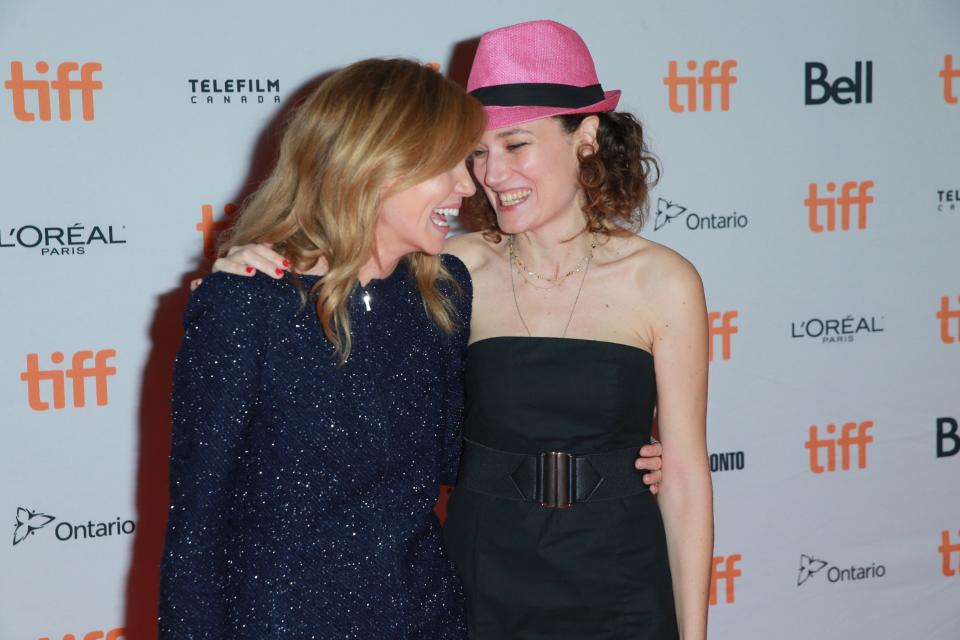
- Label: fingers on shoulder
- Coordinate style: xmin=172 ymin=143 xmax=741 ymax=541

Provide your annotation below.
xmin=219 ymin=243 xmax=289 ymax=278
xmin=444 ymin=232 xmax=494 ymax=271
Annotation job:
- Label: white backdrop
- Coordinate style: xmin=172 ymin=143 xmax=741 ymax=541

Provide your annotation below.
xmin=2 ymin=1 xmax=958 ymax=638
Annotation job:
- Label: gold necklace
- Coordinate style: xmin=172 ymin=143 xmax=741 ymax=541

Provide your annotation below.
xmin=508 ymin=235 xmax=594 ymax=338
xmin=508 ymin=233 xmax=597 ymax=288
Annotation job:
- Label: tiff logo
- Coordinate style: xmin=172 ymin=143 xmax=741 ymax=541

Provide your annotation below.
xmin=805 ymin=181 xmax=874 ymax=232
xmin=20 ymin=350 xmax=117 ymax=411
xmin=196 ymin=203 xmax=238 ymax=259
xmin=940 ymin=530 xmax=960 ymax=577
xmin=937 ymin=296 xmax=960 ymax=344
xmin=708 ymin=311 xmax=738 ymax=361
xmin=805 ymin=421 xmax=874 ymax=473
xmin=805 ymin=61 xmax=873 ymax=105
xmin=709 ymin=554 xmax=742 ymax=605
xmin=664 ymin=60 xmax=737 ymax=113
xmin=4 ymin=61 xmax=102 ymax=121
xmin=39 ymin=629 xmax=125 ymax=640
xmin=942 ymin=55 xmax=959 ymax=105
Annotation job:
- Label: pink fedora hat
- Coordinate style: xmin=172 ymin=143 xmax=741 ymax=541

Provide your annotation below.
xmin=467 ymin=19 xmax=620 ymax=130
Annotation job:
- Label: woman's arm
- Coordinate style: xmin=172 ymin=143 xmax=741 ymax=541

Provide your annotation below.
xmin=438 ymin=254 xmax=473 ymax=486
xmin=648 ymin=254 xmax=713 ymax=640
xmin=159 ymin=274 xmax=262 ymax=638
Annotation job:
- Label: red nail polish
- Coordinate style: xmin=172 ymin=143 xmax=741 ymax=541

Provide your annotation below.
xmin=275 ymin=268 xmax=284 ymax=277
xmin=245 ymin=266 xmax=254 ymax=274
xmin=282 ymin=259 xmax=290 ymax=268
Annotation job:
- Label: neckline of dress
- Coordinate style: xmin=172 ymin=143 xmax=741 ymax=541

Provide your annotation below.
xmin=467 ymin=335 xmax=653 ymax=359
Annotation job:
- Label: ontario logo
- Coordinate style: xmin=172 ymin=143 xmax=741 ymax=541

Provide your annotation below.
xmin=11 ymin=507 xmax=134 ymax=546
xmin=12 ymin=507 xmax=55 ymax=546
xmin=797 ymin=553 xmax=886 ymax=586
xmin=652 ymin=198 xmax=748 ymax=232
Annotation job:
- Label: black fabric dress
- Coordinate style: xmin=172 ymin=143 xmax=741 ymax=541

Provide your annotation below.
xmin=444 ymin=336 xmax=678 ymax=640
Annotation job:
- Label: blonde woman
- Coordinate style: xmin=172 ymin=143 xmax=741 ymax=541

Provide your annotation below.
xmin=159 ymin=59 xmax=484 ymax=638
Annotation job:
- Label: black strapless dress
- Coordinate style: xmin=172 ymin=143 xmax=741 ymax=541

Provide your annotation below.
xmin=444 ymin=337 xmax=678 ymax=640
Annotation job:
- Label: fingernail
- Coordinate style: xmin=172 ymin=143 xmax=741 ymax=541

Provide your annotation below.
xmin=275 ymin=268 xmax=284 ymax=277
xmin=282 ymin=259 xmax=290 ymax=268
xmin=245 ymin=266 xmax=254 ymax=274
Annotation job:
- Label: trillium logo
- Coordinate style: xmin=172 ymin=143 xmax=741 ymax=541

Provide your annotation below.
xmin=797 ymin=554 xmax=828 ymax=585
xmin=652 ymin=197 xmax=748 ymax=232
xmin=797 ymin=553 xmax=886 ymax=586
xmin=12 ymin=507 xmax=55 ymax=546
xmin=654 ymin=198 xmax=687 ymax=230
xmin=11 ymin=507 xmax=135 ymax=546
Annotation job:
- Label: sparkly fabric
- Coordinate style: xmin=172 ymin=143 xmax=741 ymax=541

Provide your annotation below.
xmin=159 ymin=255 xmax=471 ymax=639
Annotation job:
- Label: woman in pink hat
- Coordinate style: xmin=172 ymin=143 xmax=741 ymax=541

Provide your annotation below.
xmin=202 ymin=20 xmax=691 ymax=639
xmin=439 ymin=20 xmax=713 ymax=639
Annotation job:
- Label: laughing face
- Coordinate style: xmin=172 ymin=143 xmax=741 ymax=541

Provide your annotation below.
xmin=375 ymin=159 xmax=476 ymax=256
xmin=470 ymin=116 xmax=597 ymax=235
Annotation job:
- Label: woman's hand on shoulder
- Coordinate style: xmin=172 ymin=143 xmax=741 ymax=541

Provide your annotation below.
xmin=190 ymin=243 xmax=289 ymax=291
xmin=443 ymin=231 xmax=496 ymax=273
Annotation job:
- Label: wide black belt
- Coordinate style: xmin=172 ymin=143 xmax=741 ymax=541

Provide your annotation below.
xmin=457 ymin=438 xmax=649 ymax=509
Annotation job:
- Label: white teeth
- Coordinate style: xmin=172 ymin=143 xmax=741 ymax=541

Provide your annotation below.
xmin=498 ymin=189 xmax=531 ymax=206
xmin=431 ymin=218 xmax=450 ymax=227
xmin=433 ymin=208 xmax=460 ymax=217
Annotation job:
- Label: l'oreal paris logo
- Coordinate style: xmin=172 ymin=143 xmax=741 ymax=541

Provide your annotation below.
xmin=791 ymin=315 xmax=884 ymax=343
xmin=0 ymin=223 xmax=126 ymax=255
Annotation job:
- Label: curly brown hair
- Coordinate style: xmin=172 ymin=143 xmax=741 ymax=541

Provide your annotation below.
xmin=471 ymin=112 xmax=660 ymax=242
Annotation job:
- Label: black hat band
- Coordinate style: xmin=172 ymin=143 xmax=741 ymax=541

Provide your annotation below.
xmin=469 ymin=82 xmax=605 ymax=108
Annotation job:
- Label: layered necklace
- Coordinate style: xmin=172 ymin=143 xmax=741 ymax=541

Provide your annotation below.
xmin=507 ymin=232 xmax=597 ymax=337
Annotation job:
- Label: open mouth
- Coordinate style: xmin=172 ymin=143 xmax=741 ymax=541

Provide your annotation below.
xmin=431 ymin=207 xmax=459 ymax=228
xmin=498 ymin=189 xmax=531 ymax=208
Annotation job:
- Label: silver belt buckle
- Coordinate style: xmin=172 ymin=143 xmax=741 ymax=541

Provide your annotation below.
xmin=540 ymin=451 xmax=574 ymax=509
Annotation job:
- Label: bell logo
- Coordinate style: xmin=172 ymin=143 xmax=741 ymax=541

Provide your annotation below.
xmin=806 ymin=181 xmax=874 ymax=232
xmin=940 ymin=530 xmax=960 ymax=577
xmin=196 ymin=203 xmax=238 ymax=259
xmin=938 ymin=418 xmax=959 ymax=458
xmin=941 ymin=55 xmax=959 ymax=105
xmin=708 ymin=311 xmax=738 ymax=361
xmin=664 ymin=60 xmax=737 ymax=113
xmin=20 ymin=350 xmax=117 ymax=411
xmin=937 ymin=296 xmax=960 ymax=344
xmin=4 ymin=61 xmax=102 ymax=122
xmin=804 ymin=61 xmax=874 ymax=105
xmin=805 ymin=421 xmax=874 ymax=473
xmin=709 ymin=554 xmax=741 ymax=605
xmin=39 ymin=629 xmax=125 ymax=640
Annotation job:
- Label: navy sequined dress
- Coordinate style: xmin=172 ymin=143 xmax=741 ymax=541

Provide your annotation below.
xmin=159 ymin=255 xmax=471 ymax=639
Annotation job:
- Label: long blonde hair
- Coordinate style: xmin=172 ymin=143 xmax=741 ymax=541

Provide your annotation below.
xmin=222 ymin=58 xmax=485 ymax=362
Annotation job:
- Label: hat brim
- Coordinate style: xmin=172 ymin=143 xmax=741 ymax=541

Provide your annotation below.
xmin=482 ymin=90 xmax=621 ymax=130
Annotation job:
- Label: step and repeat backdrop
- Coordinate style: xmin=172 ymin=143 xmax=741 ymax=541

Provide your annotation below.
xmin=1 ymin=1 xmax=957 ymax=638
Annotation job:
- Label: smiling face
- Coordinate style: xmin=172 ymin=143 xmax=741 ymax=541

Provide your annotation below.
xmin=374 ymin=159 xmax=476 ymax=257
xmin=470 ymin=116 xmax=598 ymax=235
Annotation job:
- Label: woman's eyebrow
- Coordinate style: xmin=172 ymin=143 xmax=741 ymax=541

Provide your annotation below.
xmin=496 ymin=128 xmax=533 ymax=138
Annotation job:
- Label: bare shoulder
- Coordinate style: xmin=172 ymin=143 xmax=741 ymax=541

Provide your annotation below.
xmin=603 ymin=234 xmax=705 ymax=312
xmin=443 ymin=231 xmax=503 ymax=272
